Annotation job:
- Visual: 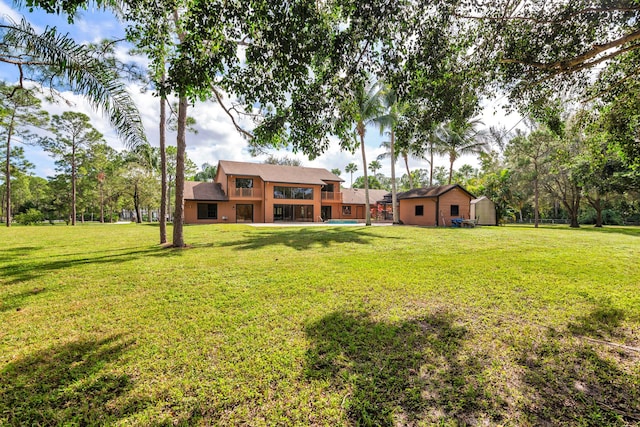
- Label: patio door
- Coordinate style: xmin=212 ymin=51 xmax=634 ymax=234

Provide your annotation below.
xmin=236 ymin=204 xmax=253 ymax=223
xmin=321 ymin=206 xmax=331 ymax=221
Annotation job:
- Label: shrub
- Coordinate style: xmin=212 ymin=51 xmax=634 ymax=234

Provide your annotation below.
xmin=14 ymin=208 xmax=45 ymax=225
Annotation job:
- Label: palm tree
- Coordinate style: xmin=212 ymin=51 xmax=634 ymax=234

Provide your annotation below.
xmin=0 ymin=19 xmax=147 ymax=150
xmin=349 ymin=79 xmax=385 ymax=226
xmin=435 ymin=118 xmax=489 ymax=184
xmin=368 ymin=159 xmax=382 ymax=174
xmin=345 ymin=162 xmax=358 ymax=187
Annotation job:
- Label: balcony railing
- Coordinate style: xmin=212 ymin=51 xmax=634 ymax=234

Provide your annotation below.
xmin=321 ymin=191 xmax=342 ymax=202
xmin=232 ymin=188 xmax=261 ymax=198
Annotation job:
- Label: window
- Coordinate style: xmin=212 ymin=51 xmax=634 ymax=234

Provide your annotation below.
xmin=450 ymin=205 xmax=459 ymax=216
xmin=197 ymin=203 xmax=218 ymax=219
xmin=415 ymin=205 xmax=424 ymax=216
xmin=342 ymin=206 xmax=352 ymax=215
xmin=236 ymin=178 xmax=253 ymax=188
xmin=273 ymin=186 xmax=313 ymax=200
xmin=273 ymin=204 xmax=314 ymax=222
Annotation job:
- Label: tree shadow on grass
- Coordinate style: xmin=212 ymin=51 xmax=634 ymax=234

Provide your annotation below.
xmin=304 ymin=311 xmax=500 ymax=426
xmin=0 ymin=245 xmax=181 ymax=286
xmin=219 ymin=227 xmax=396 ymax=251
xmin=0 ymin=335 xmax=149 ymax=426
xmin=0 ymin=246 xmax=43 ymax=263
xmin=516 ymin=302 xmax=640 ymax=426
xmin=0 ymin=286 xmax=46 ymax=313
xmin=576 ymin=225 xmax=640 ymax=238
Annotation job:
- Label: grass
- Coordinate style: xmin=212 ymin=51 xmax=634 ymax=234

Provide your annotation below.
xmin=1 ymin=223 xmax=639 ymax=426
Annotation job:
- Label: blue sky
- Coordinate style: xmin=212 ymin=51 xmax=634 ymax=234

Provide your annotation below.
xmin=1 ymin=1 xmax=521 ymax=183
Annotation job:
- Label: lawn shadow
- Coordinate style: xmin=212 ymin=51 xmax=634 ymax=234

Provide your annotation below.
xmin=0 ymin=245 xmax=180 ymax=285
xmin=220 ymin=227 xmax=395 ymax=251
xmin=0 ymin=335 xmax=149 ymax=426
xmin=304 ymin=310 xmax=499 ymax=426
xmin=0 ymin=286 xmax=46 ymax=313
xmin=576 ymin=225 xmax=640 ymax=238
xmin=515 ymin=303 xmax=640 ymax=426
xmin=0 ymin=246 xmax=43 ymax=263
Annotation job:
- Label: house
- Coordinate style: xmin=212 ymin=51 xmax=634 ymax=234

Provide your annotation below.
xmin=340 ymin=188 xmax=390 ymax=220
xmin=397 ymin=184 xmax=475 ymax=226
xmin=183 ymin=160 xmax=345 ymax=224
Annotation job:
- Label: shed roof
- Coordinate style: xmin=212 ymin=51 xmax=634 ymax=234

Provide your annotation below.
xmin=397 ymin=184 xmax=475 ymax=200
xmin=184 ymin=181 xmax=228 ymax=201
xmin=471 ymin=196 xmax=493 ymax=204
xmin=342 ymin=188 xmax=389 ymax=205
xmin=218 ymin=160 xmax=343 ymax=185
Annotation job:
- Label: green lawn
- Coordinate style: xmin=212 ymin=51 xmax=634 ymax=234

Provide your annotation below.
xmin=1 ymin=224 xmax=639 ymax=426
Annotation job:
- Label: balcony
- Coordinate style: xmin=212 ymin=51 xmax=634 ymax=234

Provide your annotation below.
xmin=232 ymin=188 xmax=262 ymax=198
xmin=321 ymin=191 xmax=342 ymax=202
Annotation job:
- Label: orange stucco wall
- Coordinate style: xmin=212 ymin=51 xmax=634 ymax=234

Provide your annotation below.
xmin=399 ymin=199 xmax=437 ymax=226
xmin=438 ymin=188 xmax=472 ymax=226
xmin=399 ymin=188 xmax=472 ymax=226
xmin=184 ymin=176 xmax=346 ymax=224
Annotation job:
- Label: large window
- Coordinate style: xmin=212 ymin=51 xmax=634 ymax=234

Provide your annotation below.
xmin=415 ymin=205 xmax=424 ymax=216
xmin=273 ymin=186 xmax=313 ymax=200
xmin=197 ymin=203 xmax=218 ymax=219
xmin=273 ymin=204 xmax=314 ymax=222
xmin=450 ymin=205 xmax=459 ymax=216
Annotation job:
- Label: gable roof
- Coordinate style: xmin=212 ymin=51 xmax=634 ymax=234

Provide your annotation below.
xmin=218 ymin=160 xmax=343 ymax=185
xmin=342 ymin=188 xmax=389 ymax=205
xmin=184 ymin=181 xmax=228 ymax=201
xmin=397 ymin=184 xmax=475 ymax=200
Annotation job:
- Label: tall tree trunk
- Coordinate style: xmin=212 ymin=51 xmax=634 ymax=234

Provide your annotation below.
xmin=99 ymin=183 xmax=104 ymax=223
xmin=172 ymin=96 xmax=188 ymax=247
xmin=159 ymin=78 xmax=168 ymax=244
xmin=429 ymin=143 xmax=434 ymax=187
xmin=534 ymin=175 xmax=540 ymax=228
xmin=448 ymin=156 xmax=454 ymax=185
xmin=134 ymin=183 xmax=142 ymax=223
xmin=359 ymin=130 xmax=371 ymax=226
xmin=403 ymin=153 xmax=413 ymax=188
xmin=71 ymin=144 xmax=76 ymax=226
xmin=4 ymin=114 xmax=13 ymax=227
xmin=390 ymin=128 xmax=399 ymax=224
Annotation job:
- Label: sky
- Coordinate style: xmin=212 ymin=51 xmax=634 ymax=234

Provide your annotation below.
xmin=1 ymin=1 xmax=522 ymax=185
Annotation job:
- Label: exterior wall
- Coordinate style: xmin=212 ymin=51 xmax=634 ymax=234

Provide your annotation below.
xmin=471 ymin=199 xmax=497 ymax=225
xmin=438 ymin=188 xmax=472 ymax=226
xmin=264 ymin=182 xmax=323 ymax=222
xmin=399 ymin=199 xmax=437 ymax=226
xmin=184 ymin=200 xmax=235 ymax=224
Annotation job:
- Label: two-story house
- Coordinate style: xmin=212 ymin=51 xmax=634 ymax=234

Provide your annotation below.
xmin=183 ymin=160 xmax=344 ymax=224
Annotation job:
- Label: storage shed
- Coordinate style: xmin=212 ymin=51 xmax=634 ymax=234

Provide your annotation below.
xmin=470 ymin=196 xmax=497 ymax=225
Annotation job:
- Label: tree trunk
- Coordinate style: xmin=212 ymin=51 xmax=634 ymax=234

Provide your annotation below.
xmin=587 ymin=194 xmax=603 ymax=227
xmin=448 ymin=155 xmax=454 ymax=185
xmin=359 ymin=129 xmax=371 ymax=226
xmin=4 ymin=116 xmax=12 ymax=227
xmin=429 ymin=144 xmax=434 ymax=187
xmin=534 ymin=175 xmax=539 ymax=228
xmin=403 ymin=153 xmax=413 ymax=188
xmin=159 ymin=77 xmax=168 ymax=244
xmin=390 ymin=128 xmax=399 ymax=224
xmin=172 ymin=96 xmax=188 ymax=247
xmin=71 ymin=143 xmax=77 ymax=226
xmin=99 ymin=183 xmax=104 ymax=223
xmin=134 ymin=183 xmax=142 ymax=224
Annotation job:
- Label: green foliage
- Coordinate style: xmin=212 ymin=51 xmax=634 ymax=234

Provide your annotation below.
xmin=0 ymin=18 xmax=146 ymax=148
xmin=13 ymin=208 xmax=44 ymax=225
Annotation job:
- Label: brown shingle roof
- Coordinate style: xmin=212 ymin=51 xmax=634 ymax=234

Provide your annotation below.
xmin=218 ymin=160 xmax=343 ymax=185
xmin=184 ymin=181 xmax=228 ymax=201
xmin=397 ymin=184 xmax=475 ymax=200
xmin=341 ymin=188 xmax=389 ymax=205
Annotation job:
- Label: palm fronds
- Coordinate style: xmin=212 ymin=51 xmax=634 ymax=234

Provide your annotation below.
xmin=0 ymin=18 xmax=147 ymax=149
